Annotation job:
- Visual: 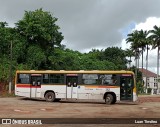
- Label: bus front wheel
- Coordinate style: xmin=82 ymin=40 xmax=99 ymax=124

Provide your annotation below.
xmin=45 ymin=92 xmax=55 ymax=102
xmin=105 ymin=94 xmax=113 ymax=105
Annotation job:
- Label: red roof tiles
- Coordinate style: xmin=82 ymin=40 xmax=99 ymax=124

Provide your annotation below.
xmin=139 ymin=68 xmax=158 ymax=77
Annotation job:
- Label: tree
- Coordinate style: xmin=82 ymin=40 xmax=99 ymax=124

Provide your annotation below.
xmin=144 ymin=36 xmax=152 ymax=93
xmin=16 ymin=8 xmax=63 ymax=48
xmin=137 ymin=30 xmax=150 ymax=92
xmin=126 ymin=30 xmax=140 ymax=79
xmin=0 ymin=22 xmax=14 ymax=82
xmin=149 ymin=25 xmax=160 ymax=93
xmin=137 ymin=30 xmax=149 ymax=76
xmin=88 ymin=49 xmax=104 ymax=61
xmin=125 ymin=49 xmax=134 ymax=69
xmin=0 ymin=9 xmax=65 ymax=93
xmin=15 ymin=8 xmax=64 ymax=69
xmin=0 ymin=22 xmax=12 ymax=57
xmin=80 ymin=53 xmax=117 ymax=70
xmin=126 ymin=30 xmax=150 ymax=91
xmin=102 ymin=47 xmax=127 ymax=70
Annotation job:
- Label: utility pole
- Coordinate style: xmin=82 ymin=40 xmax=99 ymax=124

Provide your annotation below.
xmin=9 ymin=40 xmax=12 ymax=94
xmin=157 ymin=47 xmax=160 ymax=94
xmin=145 ymin=51 xmax=148 ymax=93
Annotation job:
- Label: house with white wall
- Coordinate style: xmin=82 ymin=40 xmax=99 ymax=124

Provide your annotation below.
xmin=139 ymin=68 xmax=160 ymax=94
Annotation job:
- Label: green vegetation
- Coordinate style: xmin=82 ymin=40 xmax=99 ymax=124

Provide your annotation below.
xmin=0 ymin=9 xmax=129 ymax=94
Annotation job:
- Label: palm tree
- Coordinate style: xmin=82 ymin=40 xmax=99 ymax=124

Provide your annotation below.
xmin=137 ymin=30 xmax=149 ymax=91
xmin=138 ymin=30 xmax=145 ymax=73
xmin=125 ymin=49 xmax=134 ymax=69
xmin=126 ymin=30 xmax=148 ymax=91
xmin=126 ymin=30 xmax=140 ymax=79
xmin=145 ymin=36 xmax=152 ymax=92
xmin=149 ymin=25 xmax=160 ymax=94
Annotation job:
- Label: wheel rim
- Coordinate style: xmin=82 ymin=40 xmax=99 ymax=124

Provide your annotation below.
xmin=106 ymin=97 xmax=111 ymax=103
xmin=48 ymin=95 xmax=52 ymax=100
xmin=47 ymin=95 xmax=53 ymax=101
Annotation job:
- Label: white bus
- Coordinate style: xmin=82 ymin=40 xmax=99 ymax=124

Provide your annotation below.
xmin=15 ymin=70 xmax=138 ymax=104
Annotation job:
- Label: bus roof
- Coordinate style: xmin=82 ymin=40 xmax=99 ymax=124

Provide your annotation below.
xmin=16 ymin=70 xmax=134 ymax=75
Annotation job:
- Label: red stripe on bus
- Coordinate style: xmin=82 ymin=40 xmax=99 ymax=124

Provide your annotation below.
xmin=16 ymin=84 xmax=41 ymax=88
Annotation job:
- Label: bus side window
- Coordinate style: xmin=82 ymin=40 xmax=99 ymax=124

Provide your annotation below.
xmin=111 ymin=74 xmax=117 ymax=85
xmin=103 ymin=80 xmax=109 ymax=85
xmin=17 ymin=74 xmax=30 ymax=84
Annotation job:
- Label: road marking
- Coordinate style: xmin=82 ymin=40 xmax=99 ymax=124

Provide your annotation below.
xmin=142 ymin=107 xmax=148 ymax=110
xmin=14 ymin=109 xmax=30 ymax=113
xmin=14 ymin=109 xmax=21 ymax=112
xmin=40 ymin=109 xmax=46 ymax=111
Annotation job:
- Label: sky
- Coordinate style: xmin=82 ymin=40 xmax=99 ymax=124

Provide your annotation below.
xmin=1 ymin=0 xmax=160 ymax=73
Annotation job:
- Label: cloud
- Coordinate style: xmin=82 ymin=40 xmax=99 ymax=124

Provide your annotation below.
xmin=134 ymin=17 xmax=160 ymax=31
xmin=1 ymin=0 xmax=160 ymax=52
xmin=0 ymin=0 xmax=160 ymax=73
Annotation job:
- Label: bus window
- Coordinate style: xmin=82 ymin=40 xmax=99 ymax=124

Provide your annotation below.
xmin=31 ymin=75 xmax=42 ymax=86
xmin=121 ymin=76 xmax=133 ymax=87
xmin=100 ymin=74 xmax=117 ymax=85
xmin=82 ymin=74 xmax=98 ymax=85
xmin=42 ymin=74 xmax=49 ymax=84
xmin=17 ymin=74 xmax=30 ymax=84
xmin=50 ymin=74 xmax=64 ymax=84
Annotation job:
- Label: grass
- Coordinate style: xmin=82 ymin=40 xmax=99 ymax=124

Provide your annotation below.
xmin=138 ymin=93 xmax=151 ymax=95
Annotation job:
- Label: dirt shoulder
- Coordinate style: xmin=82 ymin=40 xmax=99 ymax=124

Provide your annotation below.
xmin=0 ymin=95 xmax=159 ymax=127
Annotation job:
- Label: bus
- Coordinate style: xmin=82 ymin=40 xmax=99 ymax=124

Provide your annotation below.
xmin=15 ymin=70 xmax=138 ymax=104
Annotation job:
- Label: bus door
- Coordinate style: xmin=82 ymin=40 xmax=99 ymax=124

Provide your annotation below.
xmin=120 ymin=74 xmax=133 ymax=101
xmin=30 ymin=74 xmax=42 ymax=98
xmin=66 ymin=74 xmax=78 ymax=99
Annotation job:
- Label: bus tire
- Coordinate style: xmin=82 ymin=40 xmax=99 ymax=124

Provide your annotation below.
xmin=112 ymin=99 xmax=116 ymax=104
xmin=45 ymin=92 xmax=55 ymax=102
xmin=105 ymin=94 xmax=113 ymax=105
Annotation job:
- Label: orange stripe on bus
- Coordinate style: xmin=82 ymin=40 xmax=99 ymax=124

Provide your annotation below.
xmin=85 ymin=86 xmax=119 ymax=88
xmin=98 ymin=86 xmax=119 ymax=88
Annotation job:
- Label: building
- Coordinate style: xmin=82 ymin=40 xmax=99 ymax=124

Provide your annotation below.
xmin=139 ymin=68 xmax=160 ymax=94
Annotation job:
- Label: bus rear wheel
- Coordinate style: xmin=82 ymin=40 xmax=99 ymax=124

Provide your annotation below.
xmin=105 ymin=94 xmax=114 ymax=105
xmin=45 ymin=92 xmax=55 ymax=102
